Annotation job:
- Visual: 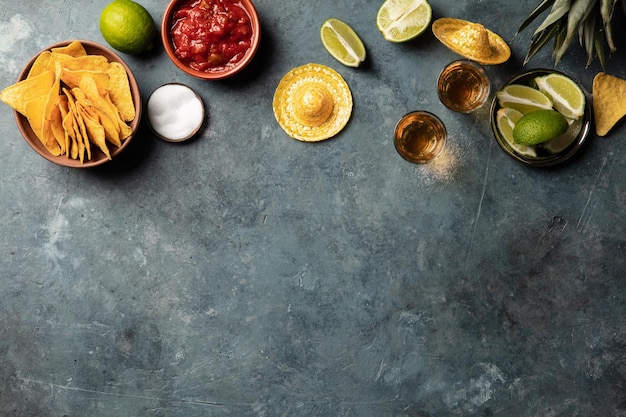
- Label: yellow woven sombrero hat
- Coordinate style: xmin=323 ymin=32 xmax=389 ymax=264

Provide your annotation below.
xmin=432 ymin=18 xmax=511 ymax=65
xmin=273 ymin=63 xmax=352 ymax=142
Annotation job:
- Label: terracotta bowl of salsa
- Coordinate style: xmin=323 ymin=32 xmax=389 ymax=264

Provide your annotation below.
xmin=162 ymin=0 xmax=261 ymax=80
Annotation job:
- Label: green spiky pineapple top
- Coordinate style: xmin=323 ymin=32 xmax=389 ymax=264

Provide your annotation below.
xmin=519 ymin=0 xmax=623 ymax=68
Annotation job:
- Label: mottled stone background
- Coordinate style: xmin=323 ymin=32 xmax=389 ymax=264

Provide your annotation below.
xmin=1 ymin=1 xmax=625 ymax=416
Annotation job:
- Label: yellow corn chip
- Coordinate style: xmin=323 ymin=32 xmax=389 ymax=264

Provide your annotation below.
xmin=24 ymin=98 xmax=61 ymax=156
xmin=61 ymin=105 xmax=77 ymax=159
xmin=107 ymin=62 xmax=135 ymax=122
xmin=58 ymin=96 xmax=71 ymax=156
xmin=76 ymin=79 xmax=127 ymax=147
xmin=51 ymin=40 xmax=87 ymax=57
xmin=593 ymin=72 xmax=626 ymax=137
xmin=49 ymin=102 xmax=66 ymax=154
xmin=48 ymin=53 xmax=109 ymax=72
xmin=61 ymin=68 xmax=110 ymax=96
xmin=104 ymin=94 xmax=132 ymax=141
xmin=81 ymin=105 xmax=111 ymax=160
xmin=76 ymin=103 xmax=93 ymax=161
xmin=43 ymin=63 xmax=62 ymax=122
xmin=0 ymin=70 xmax=54 ymax=116
xmin=27 ymin=51 xmax=52 ymax=78
xmin=64 ymin=88 xmax=86 ymax=161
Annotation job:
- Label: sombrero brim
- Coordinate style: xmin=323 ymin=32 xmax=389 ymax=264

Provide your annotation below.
xmin=273 ymin=63 xmax=353 ymax=142
xmin=432 ymin=18 xmax=511 ymax=65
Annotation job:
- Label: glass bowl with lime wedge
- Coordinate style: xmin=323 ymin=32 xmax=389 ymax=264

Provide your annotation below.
xmin=490 ymin=69 xmax=591 ymax=167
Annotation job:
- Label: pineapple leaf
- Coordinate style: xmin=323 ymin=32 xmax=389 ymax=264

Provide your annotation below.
xmin=601 ymin=0 xmax=618 ymax=52
xmin=554 ymin=0 xmax=599 ymax=63
xmin=518 ymin=0 xmax=557 ymax=33
xmin=553 ymin=17 xmax=569 ymax=58
xmin=523 ymin=20 xmax=565 ymax=64
xmin=594 ymin=30 xmax=607 ymax=68
xmin=520 ymin=0 xmax=617 ymax=66
xmin=533 ymin=0 xmax=572 ymax=34
xmin=580 ymin=7 xmax=599 ymax=66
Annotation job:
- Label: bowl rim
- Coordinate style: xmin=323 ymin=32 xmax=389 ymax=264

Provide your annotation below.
xmin=14 ymin=39 xmax=142 ymax=168
xmin=161 ymin=0 xmax=261 ymax=80
xmin=490 ymin=68 xmax=592 ymax=168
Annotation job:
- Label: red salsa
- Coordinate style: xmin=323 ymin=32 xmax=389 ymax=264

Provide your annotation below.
xmin=170 ymin=0 xmax=253 ymax=73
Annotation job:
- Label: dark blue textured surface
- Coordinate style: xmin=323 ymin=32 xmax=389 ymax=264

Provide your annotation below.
xmin=1 ymin=1 xmax=625 ymax=416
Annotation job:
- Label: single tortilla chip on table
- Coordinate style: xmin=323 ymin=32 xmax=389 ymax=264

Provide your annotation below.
xmin=593 ymin=72 xmax=626 ymax=137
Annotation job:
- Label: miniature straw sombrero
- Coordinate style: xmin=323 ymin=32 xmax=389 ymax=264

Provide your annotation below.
xmin=273 ymin=63 xmax=352 ymax=142
xmin=432 ymin=18 xmax=511 ymax=65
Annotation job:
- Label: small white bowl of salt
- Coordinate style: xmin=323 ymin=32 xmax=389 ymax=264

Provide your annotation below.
xmin=147 ymin=83 xmax=205 ymax=142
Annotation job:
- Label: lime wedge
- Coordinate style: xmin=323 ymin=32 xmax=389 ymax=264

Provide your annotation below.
xmin=534 ymin=73 xmax=586 ymax=120
xmin=320 ymin=18 xmax=366 ymax=67
xmin=495 ymin=107 xmax=537 ymax=158
xmin=376 ymin=0 xmax=432 ymax=42
xmin=496 ymin=84 xmax=553 ymax=114
xmin=540 ymin=118 xmax=582 ymax=154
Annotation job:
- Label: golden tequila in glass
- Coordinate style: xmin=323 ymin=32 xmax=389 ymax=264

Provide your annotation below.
xmin=438 ymin=59 xmax=490 ymax=113
xmin=394 ymin=111 xmax=447 ymax=163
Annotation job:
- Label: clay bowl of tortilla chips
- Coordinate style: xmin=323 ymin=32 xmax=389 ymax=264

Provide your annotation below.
xmin=490 ymin=69 xmax=591 ymax=167
xmin=5 ymin=40 xmax=141 ymax=168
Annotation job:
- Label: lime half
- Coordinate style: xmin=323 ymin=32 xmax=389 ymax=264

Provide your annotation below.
xmin=376 ymin=0 xmax=432 ymax=42
xmin=320 ymin=18 xmax=366 ymax=67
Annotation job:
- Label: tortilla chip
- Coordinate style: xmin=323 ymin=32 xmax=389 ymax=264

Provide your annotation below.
xmin=58 ymin=96 xmax=71 ymax=155
xmin=24 ymin=98 xmax=61 ymax=156
xmin=51 ymin=40 xmax=87 ymax=57
xmin=42 ymin=119 xmax=61 ymax=158
xmin=76 ymin=78 xmax=127 ymax=147
xmin=61 ymin=105 xmax=77 ymax=159
xmin=107 ymin=62 xmax=135 ymax=122
xmin=76 ymin=104 xmax=93 ymax=161
xmin=43 ymin=63 xmax=62 ymax=122
xmin=61 ymin=68 xmax=110 ymax=96
xmin=0 ymin=70 xmax=55 ymax=116
xmin=81 ymin=106 xmax=111 ymax=160
xmin=27 ymin=51 xmax=52 ymax=78
xmin=48 ymin=53 xmax=109 ymax=72
xmin=49 ymin=102 xmax=66 ymax=154
xmin=593 ymin=72 xmax=626 ymax=137
xmin=105 ymin=94 xmax=132 ymax=141
xmin=64 ymin=87 xmax=92 ymax=162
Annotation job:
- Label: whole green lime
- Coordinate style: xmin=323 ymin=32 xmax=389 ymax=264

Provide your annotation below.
xmin=513 ymin=109 xmax=569 ymax=145
xmin=99 ymin=0 xmax=156 ymax=55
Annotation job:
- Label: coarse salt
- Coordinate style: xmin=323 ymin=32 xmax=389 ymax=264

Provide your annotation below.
xmin=147 ymin=83 xmax=204 ymax=142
